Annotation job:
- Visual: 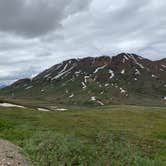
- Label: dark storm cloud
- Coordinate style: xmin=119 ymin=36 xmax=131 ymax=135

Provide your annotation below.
xmin=0 ymin=0 xmax=91 ymax=37
xmin=0 ymin=0 xmax=166 ymax=84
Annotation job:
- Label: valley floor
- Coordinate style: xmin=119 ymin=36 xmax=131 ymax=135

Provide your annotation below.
xmin=0 ymin=104 xmax=165 ymax=165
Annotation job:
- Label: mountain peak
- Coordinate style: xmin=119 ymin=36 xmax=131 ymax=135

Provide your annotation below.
xmin=115 ymin=52 xmax=146 ymax=61
xmin=1 ymin=53 xmax=166 ymax=106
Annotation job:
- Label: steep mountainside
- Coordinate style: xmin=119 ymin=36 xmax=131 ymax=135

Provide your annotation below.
xmin=1 ymin=53 xmax=166 ymax=106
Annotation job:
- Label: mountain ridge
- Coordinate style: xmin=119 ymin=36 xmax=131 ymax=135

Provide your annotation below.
xmin=1 ymin=53 xmax=166 ymax=106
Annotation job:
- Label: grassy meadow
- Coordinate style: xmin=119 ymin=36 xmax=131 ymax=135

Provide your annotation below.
xmin=0 ymin=105 xmax=166 ymax=165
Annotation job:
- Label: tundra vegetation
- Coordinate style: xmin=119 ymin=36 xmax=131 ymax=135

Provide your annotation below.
xmin=0 ymin=105 xmax=165 ymax=165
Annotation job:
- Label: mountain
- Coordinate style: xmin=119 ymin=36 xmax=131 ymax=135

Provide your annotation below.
xmin=0 ymin=84 xmax=6 ymax=89
xmin=1 ymin=53 xmax=166 ymax=106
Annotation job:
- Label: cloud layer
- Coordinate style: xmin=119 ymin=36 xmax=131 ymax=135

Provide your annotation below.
xmin=0 ymin=0 xmax=165 ymax=84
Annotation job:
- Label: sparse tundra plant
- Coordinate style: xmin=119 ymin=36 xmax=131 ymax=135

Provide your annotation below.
xmin=25 ymin=132 xmax=164 ymax=166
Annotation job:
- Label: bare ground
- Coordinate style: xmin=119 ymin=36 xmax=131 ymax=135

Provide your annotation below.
xmin=0 ymin=139 xmax=29 ymax=166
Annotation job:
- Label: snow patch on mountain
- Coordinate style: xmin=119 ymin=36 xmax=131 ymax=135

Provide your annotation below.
xmin=51 ymin=65 xmax=75 ymax=80
xmin=97 ymin=100 xmax=104 ymax=106
xmin=135 ymin=69 xmax=140 ymax=75
xmin=152 ymin=74 xmax=158 ymax=78
xmin=123 ymin=54 xmax=129 ymax=61
xmin=25 ymin=86 xmax=33 ymax=90
xmin=105 ymin=83 xmax=109 ymax=87
xmin=91 ymin=96 xmax=96 ymax=101
xmin=100 ymin=91 xmax=104 ymax=94
xmin=0 ymin=103 xmax=25 ymax=108
xmin=90 ymin=96 xmax=104 ymax=106
xmin=120 ymin=87 xmax=127 ymax=94
xmin=109 ymin=69 xmax=114 ymax=79
xmin=161 ymin=64 xmax=166 ymax=68
xmin=69 ymin=93 xmax=74 ymax=98
xmin=81 ymin=82 xmax=87 ymax=89
xmin=84 ymin=76 xmax=90 ymax=83
xmin=56 ymin=108 xmax=68 ymax=111
xmin=126 ymin=53 xmax=144 ymax=69
xmin=121 ymin=69 xmax=125 ymax=74
xmin=38 ymin=108 xmax=50 ymax=112
xmin=44 ymin=74 xmax=51 ymax=78
xmin=94 ymin=65 xmax=107 ymax=73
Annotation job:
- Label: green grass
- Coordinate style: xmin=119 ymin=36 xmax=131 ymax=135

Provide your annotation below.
xmin=0 ymin=105 xmax=165 ymax=165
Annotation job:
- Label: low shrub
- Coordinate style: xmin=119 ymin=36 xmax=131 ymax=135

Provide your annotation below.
xmin=24 ymin=132 xmax=164 ymax=166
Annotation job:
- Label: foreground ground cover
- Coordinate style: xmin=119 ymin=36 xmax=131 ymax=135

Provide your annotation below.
xmin=0 ymin=105 xmax=165 ymax=165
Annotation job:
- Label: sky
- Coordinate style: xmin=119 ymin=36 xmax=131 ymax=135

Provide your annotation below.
xmin=0 ymin=0 xmax=166 ymax=85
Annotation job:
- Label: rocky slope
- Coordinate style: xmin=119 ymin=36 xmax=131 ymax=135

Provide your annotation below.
xmin=1 ymin=53 xmax=166 ymax=106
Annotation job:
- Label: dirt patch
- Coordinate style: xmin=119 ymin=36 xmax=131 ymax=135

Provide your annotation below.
xmin=0 ymin=139 xmax=29 ymax=166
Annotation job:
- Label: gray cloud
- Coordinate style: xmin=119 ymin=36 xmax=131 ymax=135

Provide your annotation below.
xmin=0 ymin=0 xmax=166 ymax=84
xmin=0 ymin=0 xmax=91 ymax=37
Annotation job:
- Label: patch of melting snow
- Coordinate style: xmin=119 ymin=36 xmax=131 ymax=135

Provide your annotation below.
xmin=134 ymin=78 xmax=138 ymax=81
xmin=121 ymin=69 xmax=125 ymax=74
xmin=94 ymin=65 xmax=107 ymax=73
xmin=124 ymin=55 xmax=129 ymax=61
xmin=97 ymin=100 xmax=104 ymax=106
xmin=84 ymin=76 xmax=90 ymax=83
xmin=161 ymin=64 xmax=166 ymax=68
xmin=56 ymin=108 xmax=68 ymax=111
xmin=120 ymin=87 xmax=127 ymax=94
xmin=51 ymin=65 xmax=75 ymax=80
xmin=152 ymin=74 xmax=158 ymax=78
xmin=25 ymin=85 xmax=33 ymax=90
xmin=105 ymin=83 xmax=109 ymax=87
xmin=60 ymin=63 xmax=68 ymax=73
xmin=137 ymin=63 xmax=144 ymax=69
xmin=81 ymin=82 xmax=87 ymax=89
xmin=109 ymin=69 xmax=114 ymax=79
xmin=44 ymin=73 xmax=51 ymax=78
xmin=91 ymin=96 xmax=96 ymax=101
xmin=90 ymin=97 xmax=104 ymax=106
xmin=135 ymin=69 xmax=140 ymax=75
xmin=122 ymin=58 xmax=125 ymax=63
xmin=0 ymin=103 xmax=25 ymax=108
xmin=99 ymin=84 xmax=102 ymax=88
xmin=69 ymin=93 xmax=74 ymax=98
xmin=164 ymin=97 xmax=166 ymax=100
xmin=68 ymin=60 xmax=72 ymax=64
xmin=75 ymin=71 xmax=81 ymax=74
xmin=75 ymin=70 xmax=81 ymax=77
xmin=38 ymin=108 xmax=50 ymax=112
xmin=127 ymin=53 xmax=144 ymax=69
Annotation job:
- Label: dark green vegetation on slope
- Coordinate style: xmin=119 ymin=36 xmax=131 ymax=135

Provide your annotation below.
xmin=0 ymin=105 xmax=166 ymax=165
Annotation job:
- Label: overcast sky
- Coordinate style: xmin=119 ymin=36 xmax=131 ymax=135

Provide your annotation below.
xmin=0 ymin=0 xmax=166 ymax=85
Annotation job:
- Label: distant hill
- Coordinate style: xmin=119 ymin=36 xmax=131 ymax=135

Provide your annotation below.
xmin=1 ymin=53 xmax=166 ymax=106
xmin=0 ymin=84 xmax=6 ymax=89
